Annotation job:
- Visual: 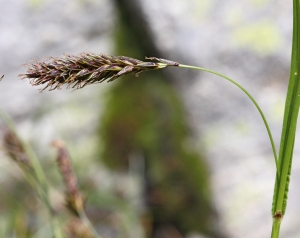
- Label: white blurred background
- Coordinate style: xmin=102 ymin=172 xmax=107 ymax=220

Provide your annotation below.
xmin=0 ymin=0 xmax=299 ymax=237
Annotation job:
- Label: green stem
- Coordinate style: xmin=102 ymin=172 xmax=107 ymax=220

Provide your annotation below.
xmin=178 ymin=64 xmax=279 ymax=173
xmin=271 ymin=0 xmax=300 ymax=237
xmin=271 ymin=218 xmax=281 ymax=238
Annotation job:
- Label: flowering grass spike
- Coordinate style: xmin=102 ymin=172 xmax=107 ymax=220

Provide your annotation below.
xmin=3 ymin=129 xmax=32 ymax=170
xmin=20 ymin=52 xmax=179 ymax=91
xmin=52 ymin=140 xmax=84 ymax=216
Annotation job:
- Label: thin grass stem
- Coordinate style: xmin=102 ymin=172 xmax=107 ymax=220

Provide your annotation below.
xmin=178 ymin=64 xmax=279 ymax=174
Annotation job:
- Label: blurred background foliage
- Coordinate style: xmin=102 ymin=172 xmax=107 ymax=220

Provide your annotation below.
xmin=0 ymin=0 xmax=298 ymax=238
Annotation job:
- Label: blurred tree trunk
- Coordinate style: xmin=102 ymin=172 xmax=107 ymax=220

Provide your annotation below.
xmin=98 ymin=0 xmax=227 ymax=237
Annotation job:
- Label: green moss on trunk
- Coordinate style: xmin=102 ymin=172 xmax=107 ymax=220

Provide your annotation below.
xmin=98 ymin=2 xmax=225 ymax=237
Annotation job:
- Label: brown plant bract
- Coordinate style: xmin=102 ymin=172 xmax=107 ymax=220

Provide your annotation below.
xmin=20 ymin=52 xmax=179 ymax=91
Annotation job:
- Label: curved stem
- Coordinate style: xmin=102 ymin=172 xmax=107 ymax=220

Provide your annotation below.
xmin=178 ymin=64 xmax=279 ymax=174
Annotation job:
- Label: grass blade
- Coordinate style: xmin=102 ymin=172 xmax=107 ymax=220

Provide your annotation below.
xmin=271 ymin=0 xmax=300 ymax=237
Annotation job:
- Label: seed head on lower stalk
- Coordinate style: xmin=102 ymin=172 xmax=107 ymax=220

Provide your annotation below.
xmin=52 ymin=140 xmax=85 ymax=217
xmin=2 ymin=129 xmax=33 ymax=171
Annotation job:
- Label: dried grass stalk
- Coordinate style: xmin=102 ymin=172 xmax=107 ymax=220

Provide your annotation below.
xmin=52 ymin=140 xmax=84 ymax=216
xmin=20 ymin=52 xmax=179 ymax=91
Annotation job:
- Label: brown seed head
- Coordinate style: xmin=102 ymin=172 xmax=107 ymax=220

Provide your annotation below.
xmin=19 ymin=52 xmax=178 ymax=91
xmin=2 ymin=129 xmax=32 ymax=170
xmin=52 ymin=140 xmax=84 ymax=216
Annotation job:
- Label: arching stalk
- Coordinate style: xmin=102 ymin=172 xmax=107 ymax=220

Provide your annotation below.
xmin=178 ymin=64 xmax=279 ymax=173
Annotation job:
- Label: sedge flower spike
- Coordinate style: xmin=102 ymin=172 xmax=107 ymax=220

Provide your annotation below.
xmin=18 ymin=53 xmax=278 ymax=172
xmin=52 ymin=140 xmax=85 ymax=216
xmin=19 ymin=52 xmax=179 ymax=91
